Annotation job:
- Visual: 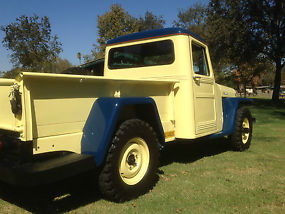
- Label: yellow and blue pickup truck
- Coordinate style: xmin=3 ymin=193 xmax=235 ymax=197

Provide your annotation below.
xmin=0 ymin=28 xmax=254 ymax=201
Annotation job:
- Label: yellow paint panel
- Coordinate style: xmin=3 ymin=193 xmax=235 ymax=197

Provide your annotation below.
xmin=32 ymin=98 xmax=95 ymax=138
xmin=195 ymin=98 xmax=216 ymax=122
xmin=33 ymin=132 xmax=82 ymax=154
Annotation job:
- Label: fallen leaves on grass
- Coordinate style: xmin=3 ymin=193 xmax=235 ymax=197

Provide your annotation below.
xmin=176 ymin=208 xmax=183 ymax=213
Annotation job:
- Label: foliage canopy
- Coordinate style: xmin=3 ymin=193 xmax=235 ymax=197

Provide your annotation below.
xmin=173 ymin=3 xmax=207 ymax=39
xmin=245 ymin=0 xmax=285 ymax=100
xmin=1 ymin=15 xmax=62 ymax=72
xmin=91 ymin=4 xmax=165 ymax=60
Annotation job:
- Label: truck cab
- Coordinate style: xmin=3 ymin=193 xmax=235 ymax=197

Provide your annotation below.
xmin=104 ymin=28 xmax=235 ymax=139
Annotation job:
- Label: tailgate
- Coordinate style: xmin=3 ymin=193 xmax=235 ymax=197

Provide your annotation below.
xmin=0 ymin=79 xmax=17 ymax=132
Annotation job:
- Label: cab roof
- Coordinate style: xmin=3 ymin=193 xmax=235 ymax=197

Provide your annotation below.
xmin=106 ymin=27 xmax=206 ymax=46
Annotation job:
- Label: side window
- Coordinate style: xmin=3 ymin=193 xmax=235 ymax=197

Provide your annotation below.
xmin=192 ymin=43 xmax=209 ymax=76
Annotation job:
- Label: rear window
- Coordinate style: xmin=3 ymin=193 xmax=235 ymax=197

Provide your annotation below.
xmin=108 ymin=40 xmax=175 ymax=69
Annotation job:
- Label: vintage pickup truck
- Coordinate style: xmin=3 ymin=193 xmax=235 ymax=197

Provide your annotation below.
xmin=0 ymin=28 xmax=253 ymax=201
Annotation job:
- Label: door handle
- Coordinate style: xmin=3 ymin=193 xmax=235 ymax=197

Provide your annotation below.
xmin=193 ymin=76 xmax=202 ymax=81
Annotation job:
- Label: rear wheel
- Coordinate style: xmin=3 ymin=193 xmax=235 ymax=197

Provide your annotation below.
xmin=98 ymin=119 xmax=160 ymax=202
xmin=230 ymin=106 xmax=253 ymax=151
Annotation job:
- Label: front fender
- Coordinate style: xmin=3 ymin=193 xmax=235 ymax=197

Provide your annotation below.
xmin=210 ymin=97 xmax=253 ymax=138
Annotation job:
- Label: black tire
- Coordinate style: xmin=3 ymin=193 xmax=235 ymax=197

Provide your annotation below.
xmin=98 ymin=119 xmax=160 ymax=202
xmin=230 ymin=106 xmax=253 ymax=151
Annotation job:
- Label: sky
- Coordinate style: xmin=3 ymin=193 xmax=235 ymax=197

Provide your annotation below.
xmin=0 ymin=0 xmax=209 ymax=71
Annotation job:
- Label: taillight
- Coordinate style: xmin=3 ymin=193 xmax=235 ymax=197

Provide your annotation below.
xmin=0 ymin=140 xmax=2 ymax=151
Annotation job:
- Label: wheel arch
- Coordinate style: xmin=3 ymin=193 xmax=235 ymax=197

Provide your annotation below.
xmin=116 ymin=102 xmax=164 ymax=144
xmin=81 ymin=97 xmax=164 ymax=166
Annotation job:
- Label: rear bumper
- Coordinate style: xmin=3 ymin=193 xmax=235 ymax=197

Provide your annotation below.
xmin=0 ymin=153 xmax=96 ymax=186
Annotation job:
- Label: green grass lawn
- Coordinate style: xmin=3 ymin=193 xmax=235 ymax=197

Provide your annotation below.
xmin=0 ymin=99 xmax=284 ymax=214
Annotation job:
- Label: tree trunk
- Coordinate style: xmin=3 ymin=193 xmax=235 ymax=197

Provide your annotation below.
xmin=243 ymin=82 xmax=247 ymax=98
xmin=272 ymin=60 xmax=282 ymax=102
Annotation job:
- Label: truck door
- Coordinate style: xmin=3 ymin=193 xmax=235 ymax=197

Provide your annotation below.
xmin=191 ymin=42 xmax=217 ymax=135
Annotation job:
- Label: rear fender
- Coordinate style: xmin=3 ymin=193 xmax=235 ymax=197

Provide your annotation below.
xmin=81 ymin=97 xmax=164 ymax=166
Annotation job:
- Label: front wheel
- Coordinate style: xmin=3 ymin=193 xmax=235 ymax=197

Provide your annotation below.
xmin=98 ymin=119 xmax=160 ymax=202
xmin=230 ymin=106 xmax=253 ymax=151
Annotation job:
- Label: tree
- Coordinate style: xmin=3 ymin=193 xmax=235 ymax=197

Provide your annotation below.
xmin=77 ymin=52 xmax=82 ymax=65
xmin=214 ymin=66 xmax=237 ymax=88
xmin=207 ymin=0 xmax=285 ymax=101
xmin=43 ymin=57 xmax=73 ymax=73
xmin=138 ymin=11 xmax=165 ymax=31
xmin=205 ymin=0 xmax=272 ymax=95
xmin=92 ymin=4 xmax=165 ymax=59
xmin=173 ymin=3 xmax=208 ymax=39
xmin=282 ymin=66 xmax=285 ymax=85
xmin=1 ymin=58 xmax=72 ymax=79
xmin=261 ymin=67 xmax=275 ymax=86
xmin=94 ymin=4 xmax=139 ymax=58
xmin=233 ymin=61 xmax=272 ymax=97
xmin=1 ymin=67 xmax=21 ymax=79
xmin=56 ymin=58 xmax=73 ymax=72
xmin=245 ymin=0 xmax=285 ymax=101
xmin=207 ymin=1 xmax=260 ymax=67
xmin=1 ymin=15 xmax=62 ymax=72
xmin=83 ymin=54 xmax=94 ymax=63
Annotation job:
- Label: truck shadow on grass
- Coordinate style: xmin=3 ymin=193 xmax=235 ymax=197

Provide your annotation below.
xmin=0 ymin=138 xmax=230 ymax=213
xmin=251 ymin=98 xmax=285 ymax=109
xmin=0 ymin=171 xmax=102 ymax=214
xmin=160 ymin=137 xmax=230 ymax=167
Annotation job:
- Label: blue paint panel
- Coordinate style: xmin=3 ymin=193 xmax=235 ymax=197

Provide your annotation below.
xmin=209 ymin=97 xmax=252 ymax=138
xmin=107 ymin=28 xmax=206 ymax=45
xmin=81 ymin=97 xmax=164 ymax=166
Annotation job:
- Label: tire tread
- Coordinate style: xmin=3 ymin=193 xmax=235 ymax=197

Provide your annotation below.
xmin=98 ymin=119 xmax=159 ymax=202
xmin=230 ymin=106 xmax=253 ymax=151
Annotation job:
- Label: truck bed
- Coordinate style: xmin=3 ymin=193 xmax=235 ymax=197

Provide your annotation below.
xmin=0 ymin=72 xmax=177 ymax=155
